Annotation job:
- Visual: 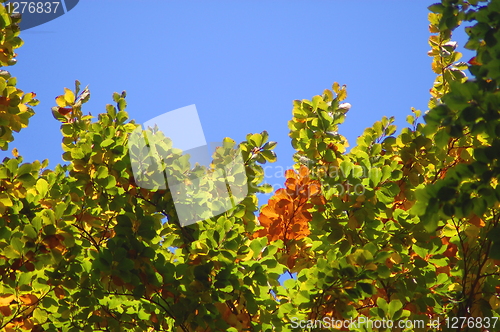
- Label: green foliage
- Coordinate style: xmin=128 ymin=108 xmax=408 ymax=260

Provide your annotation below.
xmin=1 ymin=0 xmax=500 ymax=331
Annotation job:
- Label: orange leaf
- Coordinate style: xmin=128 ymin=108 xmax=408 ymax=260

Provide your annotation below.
xmin=468 ymin=56 xmax=481 ymax=66
xmin=19 ymin=294 xmax=38 ymax=305
xmin=469 ymin=215 xmax=485 ymax=228
xmin=436 ymin=265 xmax=451 ymax=275
xmin=429 ymin=24 xmax=439 ymax=33
xmin=254 ymin=166 xmax=324 ymax=242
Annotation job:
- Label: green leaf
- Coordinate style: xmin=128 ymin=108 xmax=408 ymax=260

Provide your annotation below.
xmin=260 ymin=150 xmax=277 ymax=163
xmin=118 ymin=98 xmax=127 ymax=112
xmin=18 ymin=173 xmax=36 ymax=186
xmin=24 ymin=225 xmax=37 ymax=239
xmin=36 ymin=178 xmax=49 ymax=197
xmin=11 ymin=237 xmax=23 ymax=253
xmin=248 ymin=133 xmax=263 ymax=147
xmin=101 ymin=139 xmax=114 ymax=148
xmin=358 ymin=282 xmax=375 ymax=295
xmin=117 ymin=111 xmax=128 ymax=123
xmin=388 ymin=299 xmax=403 ymax=319
xmin=106 ymin=104 xmax=116 ymax=118
xmin=17 ymin=163 xmax=32 ymax=176
xmin=437 ymin=186 xmax=457 ymax=201
xmin=377 ymin=297 xmax=388 ymax=312
xmin=3 ymin=246 xmax=20 ymax=258
xmin=70 ymin=148 xmax=85 ymax=159
xmin=369 ymin=168 xmax=382 ymax=187
xmin=0 ymin=193 xmax=12 ymax=207
xmin=96 ymin=166 xmax=109 ymax=179
xmin=489 ymin=241 xmax=500 ymax=260
xmin=423 ymin=210 xmax=440 ymax=233
xmin=105 ymin=175 xmax=117 ymax=189
xmin=377 ymin=265 xmax=391 ymax=278
xmin=262 ymin=141 xmax=277 ymax=150
xmin=428 ymin=3 xmax=445 ymax=13
xmin=250 ymin=237 xmax=267 ymax=258
xmin=61 ymin=123 xmax=74 ymax=137
xmin=339 ymin=160 xmax=352 ymax=178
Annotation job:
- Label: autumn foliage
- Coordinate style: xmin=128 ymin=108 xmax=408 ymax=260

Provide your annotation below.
xmin=1 ymin=0 xmax=500 ymax=331
xmin=254 ymin=166 xmax=324 ymax=243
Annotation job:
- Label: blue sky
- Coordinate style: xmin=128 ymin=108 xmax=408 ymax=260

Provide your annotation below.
xmin=4 ymin=0 xmax=474 ymax=203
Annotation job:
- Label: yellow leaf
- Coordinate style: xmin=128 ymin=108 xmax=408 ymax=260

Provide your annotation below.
xmin=194 ymin=241 xmax=208 ymax=254
xmin=441 ymin=223 xmax=457 ymax=237
xmin=337 ymin=85 xmax=347 ymax=101
xmin=63 ymin=88 xmax=75 ymax=105
xmin=323 ymin=89 xmax=333 ymax=101
xmin=237 ymin=249 xmax=254 ymax=262
xmin=18 ymin=104 xmax=27 ymax=113
xmin=365 ymin=262 xmax=378 ymax=271
xmin=0 ymin=294 xmax=14 ymax=306
xmin=390 ymin=252 xmax=402 ymax=264
xmin=344 ymin=281 xmax=356 ymax=289
xmin=55 ymin=95 xmax=67 ymax=107
xmin=477 ymin=133 xmax=489 ymax=145
xmin=429 ymin=24 xmax=439 ymax=33
xmin=332 ymin=82 xmax=340 ymax=94
xmin=448 ymin=283 xmax=463 ymax=292
xmin=432 ymin=61 xmax=442 ymax=74
xmin=0 ymin=193 xmax=12 ymax=207
xmin=11 ymin=148 xmax=18 ymax=157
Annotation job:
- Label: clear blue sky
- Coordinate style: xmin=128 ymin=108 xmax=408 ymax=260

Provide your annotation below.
xmin=4 ymin=0 xmax=474 ymax=202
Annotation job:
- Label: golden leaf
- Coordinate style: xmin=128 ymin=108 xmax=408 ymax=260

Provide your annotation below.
xmin=0 ymin=294 xmax=14 ymax=306
xmin=19 ymin=294 xmax=38 ymax=306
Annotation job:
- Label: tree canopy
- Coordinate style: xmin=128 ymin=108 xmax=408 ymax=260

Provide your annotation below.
xmin=1 ymin=0 xmax=500 ymax=331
